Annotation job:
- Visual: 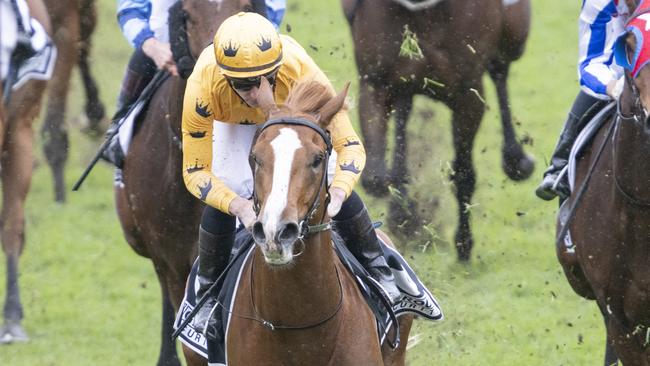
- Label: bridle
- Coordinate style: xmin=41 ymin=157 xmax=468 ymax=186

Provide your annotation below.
xmin=237 ymin=116 xmax=344 ymax=331
xmin=252 ymin=117 xmax=334 ymax=239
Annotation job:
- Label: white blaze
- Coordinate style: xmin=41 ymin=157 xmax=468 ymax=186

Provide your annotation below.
xmin=262 ymin=128 xmax=302 ymax=237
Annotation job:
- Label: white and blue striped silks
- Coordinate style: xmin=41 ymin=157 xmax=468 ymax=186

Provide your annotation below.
xmin=117 ymin=0 xmax=287 ymax=50
xmin=578 ymin=0 xmax=630 ymax=99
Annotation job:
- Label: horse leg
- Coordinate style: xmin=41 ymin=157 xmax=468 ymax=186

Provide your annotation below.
xmin=448 ymin=87 xmax=483 ymax=261
xmin=41 ymin=10 xmax=79 ymax=203
xmin=0 ymin=84 xmax=41 ymax=343
xmin=599 ymin=308 xmax=620 ymax=366
xmin=487 ymin=58 xmax=534 ymax=181
xmin=387 ymin=95 xmax=422 ymax=235
xmin=358 ymin=79 xmax=392 ymax=196
xmin=78 ymin=0 xmax=105 ymax=135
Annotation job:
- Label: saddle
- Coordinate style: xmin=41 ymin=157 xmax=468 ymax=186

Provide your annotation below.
xmin=173 ymin=227 xmax=443 ymax=363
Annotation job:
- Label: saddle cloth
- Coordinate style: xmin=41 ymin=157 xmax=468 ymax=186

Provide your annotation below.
xmin=173 ymin=228 xmax=443 ymax=365
xmin=1 ymin=0 xmax=56 ymax=91
xmin=557 ymin=101 xmax=616 ymax=252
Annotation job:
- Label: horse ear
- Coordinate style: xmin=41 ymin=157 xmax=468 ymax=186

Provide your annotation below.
xmin=258 ymin=77 xmax=277 ymax=117
xmin=317 ymin=82 xmax=350 ymax=127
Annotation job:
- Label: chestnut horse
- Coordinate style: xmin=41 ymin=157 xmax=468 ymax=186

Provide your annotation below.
xmin=0 ymin=0 xmax=51 ymax=343
xmin=41 ymin=0 xmax=105 ymax=203
xmin=342 ymin=0 xmax=533 ymax=260
xmin=558 ymin=1 xmax=650 ymax=364
xmin=224 ymin=78 xmax=413 ymax=365
xmin=114 ymin=1 xmax=260 ymax=365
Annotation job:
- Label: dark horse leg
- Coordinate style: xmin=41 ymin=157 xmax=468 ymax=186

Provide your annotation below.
xmin=359 ymin=79 xmax=392 ymax=196
xmin=388 ymin=94 xmax=423 ymax=234
xmin=448 ymin=87 xmax=483 ymax=261
xmin=0 ymin=82 xmax=43 ymax=343
xmin=78 ymin=0 xmax=105 ymax=135
xmin=488 ymin=59 xmax=534 ymax=181
xmin=41 ymin=7 xmax=79 ymax=203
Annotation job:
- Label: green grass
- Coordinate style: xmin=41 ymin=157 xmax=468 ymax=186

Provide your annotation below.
xmin=0 ymin=0 xmax=607 ymax=365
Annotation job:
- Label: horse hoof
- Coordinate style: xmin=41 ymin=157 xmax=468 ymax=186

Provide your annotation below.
xmin=503 ymin=153 xmax=535 ymax=181
xmin=455 ymin=232 xmax=474 ymax=262
xmin=361 ymin=175 xmax=390 ymax=197
xmin=0 ymin=323 xmax=29 ymax=344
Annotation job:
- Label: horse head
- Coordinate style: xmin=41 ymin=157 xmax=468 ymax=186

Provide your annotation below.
xmin=611 ymin=6 xmax=650 ymax=203
xmin=181 ymin=0 xmax=253 ymax=58
xmin=250 ymin=78 xmax=350 ymax=266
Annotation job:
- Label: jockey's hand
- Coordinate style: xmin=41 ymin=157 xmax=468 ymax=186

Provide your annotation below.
xmin=607 ymin=76 xmax=624 ymax=100
xmin=327 ymin=187 xmax=346 ymax=218
xmin=229 ymin=196 xmax=256 ymax=230
xmin=141 ymin=38 xmax=179 ymax=77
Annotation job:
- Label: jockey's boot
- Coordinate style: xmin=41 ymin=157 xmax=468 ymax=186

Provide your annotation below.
xmin=535 ymin=112 xmax=581 ymax=201
xmin=100 ymin=64 xmax=153 ymax=168
xmin=192 ymin=226 xmax=234 ymax=334
xmin=333 ymin=208 xmax=401 ymax=304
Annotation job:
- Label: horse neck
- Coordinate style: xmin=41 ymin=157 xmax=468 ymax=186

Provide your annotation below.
xmin=251 ymin=229 xmax=342 ymax=324
xmin=614 ymin=111 xmax=650 ymax=203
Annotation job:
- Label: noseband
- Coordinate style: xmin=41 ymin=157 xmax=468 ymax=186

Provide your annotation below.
xmin=253 ymin=117 xmax=333 ymax=238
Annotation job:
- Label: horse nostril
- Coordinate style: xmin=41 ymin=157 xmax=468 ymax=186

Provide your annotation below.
xmin=277 ymin=222 xmax=300 ymax=245
xmin=252 ymin=221 xmax=266 ymax=244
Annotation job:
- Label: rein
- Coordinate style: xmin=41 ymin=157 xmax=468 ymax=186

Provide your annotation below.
xmin=238 ymin=118 xmax=344 ymax=330
xmin=612 ymin=80 xmax=650 ymax=207
xmin=233 ymin=253 xmax=344 ymax=331
xmin=555 ymin=110 xmax=617 ymax=247
xmin=253 ymin=117 xmax=333 ymax=238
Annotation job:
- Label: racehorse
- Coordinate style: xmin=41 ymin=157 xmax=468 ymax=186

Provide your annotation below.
xmin=558 ymin=1 xmax=650 ymax=364
xmin=342 ymin=0 xmax=533 ymax=260
xmin=114 ymin=1 xmax=262 ymax=365
xmin=225 ymin=77 xmax=412 ymax=365
xmin=0 ymin=0 xmax=51 ymax=343
xmin=42 ymin=0 xmax=105 ymax=203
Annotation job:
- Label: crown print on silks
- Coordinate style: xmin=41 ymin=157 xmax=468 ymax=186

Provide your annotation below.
xmin=343 ymin=139 xmax=361 ymax=147
xmin=256 ymin=36 xmax=272 ymax=52
xmin=198 ymin=179 xmax=213 ymax=201
xmin=195 ymin=99 xmax=212 ymax=118
xmin=340 ymin=160 xmax=361 ymax=174
xmin=223 ymin=41 xmax=239 ymax=57
xmin=186 ymin=159 xmax=206 ymax=174
xmin=189 ymin=130 xmax=207 ymax=138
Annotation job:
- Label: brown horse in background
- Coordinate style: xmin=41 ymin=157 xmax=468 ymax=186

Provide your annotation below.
xmin=0 ymin=0 xmax=51 ymax=343
xmin=558 ymin=2 xmax=650 ymax=364
xmin=342 ymin=0 xmax=533 ymax=260
xmin=226 ymin=78 xmax=412 ymax=365
xmin=114 ymin=1 xmax=258 ymax=365
xmin=41 ymin=0 xmax=105 ymax=203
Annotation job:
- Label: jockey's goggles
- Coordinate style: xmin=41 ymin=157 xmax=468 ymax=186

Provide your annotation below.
xmin=227 ymin=69 xmax=278 ymax=92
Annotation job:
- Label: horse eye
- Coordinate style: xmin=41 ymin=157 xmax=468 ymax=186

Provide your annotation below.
xmin=311 ymin=154 xmax=324 ymax=169
xmin=251 ymin=154 xmax=262 ymax=167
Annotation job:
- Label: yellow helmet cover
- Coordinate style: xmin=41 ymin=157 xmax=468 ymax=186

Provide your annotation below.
xmin=214 ymin=12 xmax=283 ymax=78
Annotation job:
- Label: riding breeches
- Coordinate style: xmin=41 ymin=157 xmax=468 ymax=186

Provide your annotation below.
xmin=210 ymin=121 xmax=337 ymax=201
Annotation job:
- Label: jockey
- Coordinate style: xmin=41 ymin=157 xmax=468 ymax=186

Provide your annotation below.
xmin=101 ymin=0 xmax=286 ymax=168
xmin=182 ymin=12 xmax=401 ymax=332
xmin=536 ymin=0 xmax=630 ymax=200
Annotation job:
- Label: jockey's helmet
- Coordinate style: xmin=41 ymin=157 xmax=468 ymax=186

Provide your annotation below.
xmin=214 ymin=12 xmax=283 ymax=78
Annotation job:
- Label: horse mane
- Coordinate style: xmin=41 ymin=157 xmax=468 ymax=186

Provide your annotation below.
xmin=282 ymin=78 xmax=346 ymax=117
